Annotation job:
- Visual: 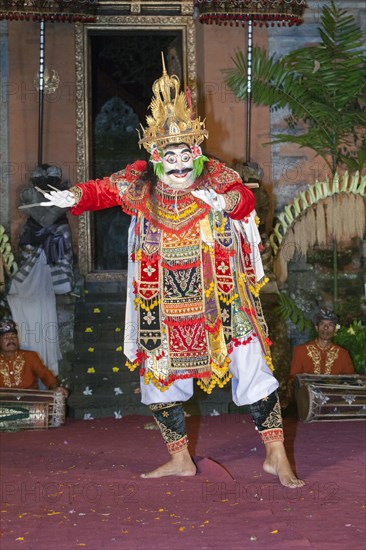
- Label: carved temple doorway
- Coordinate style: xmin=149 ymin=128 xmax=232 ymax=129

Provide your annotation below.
xmin=75 ymin=11 xmax=197 ymax=277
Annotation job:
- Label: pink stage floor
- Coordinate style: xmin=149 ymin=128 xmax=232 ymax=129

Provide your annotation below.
xmin=1 ymin=414 xmax=365 ymax=549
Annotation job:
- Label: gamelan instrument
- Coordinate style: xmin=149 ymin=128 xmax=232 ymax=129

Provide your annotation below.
xmin=0 ymin=388 xmax=65 ymax=431
xmin=294 ymin=374 xmax=366 ymax=422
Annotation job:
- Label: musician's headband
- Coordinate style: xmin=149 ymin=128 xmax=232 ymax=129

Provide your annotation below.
xmin=0 ymin=320 xmax=18 ymax=335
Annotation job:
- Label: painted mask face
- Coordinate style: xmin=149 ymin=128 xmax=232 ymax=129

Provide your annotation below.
xmin=161 ymin=144 xmax=194 ymax=189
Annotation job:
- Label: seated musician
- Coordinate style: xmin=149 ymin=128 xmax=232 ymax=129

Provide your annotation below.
xmin=0 ymin=320 xmax=67 ymax=395
xmin=286 ymin=309 xmax=355 ymax=408
xmin=290 ymin=309 xmax=354 ymax=379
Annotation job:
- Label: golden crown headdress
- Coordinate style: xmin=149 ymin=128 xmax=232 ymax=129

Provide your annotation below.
xmin=138 ymin=55 xmax=208 ymax=152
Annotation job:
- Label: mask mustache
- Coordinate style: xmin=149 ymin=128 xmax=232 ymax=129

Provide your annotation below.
xmin=166 ymin=168 xmax=192 ymax=176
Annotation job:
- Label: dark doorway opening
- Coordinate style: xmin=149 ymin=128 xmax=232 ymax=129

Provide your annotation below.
xmin=90 ymin=31 xmax=183 ymax=270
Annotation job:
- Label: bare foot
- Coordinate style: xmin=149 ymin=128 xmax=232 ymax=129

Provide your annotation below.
xmin=263 ymin=441 xmax=305 ymax=488
xmin=141 ymin=448 xmax=196 ymax=479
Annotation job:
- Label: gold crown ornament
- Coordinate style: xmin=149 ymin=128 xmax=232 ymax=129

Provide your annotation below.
xmin=138 ymin=55 xmax=208 ymax=152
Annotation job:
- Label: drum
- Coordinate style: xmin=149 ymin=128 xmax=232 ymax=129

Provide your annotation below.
xmin=294 ymin=374 xmax=366 ymax=422
xmin=0 ymin=388 xmax=65 ymax=431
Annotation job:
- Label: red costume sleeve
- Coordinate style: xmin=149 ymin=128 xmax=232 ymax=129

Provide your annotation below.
xmin=338 ymin=347 xmax=355 ymax=374
xmin=289 ymin=345 xmax=304 ymax=380
xmin=224 ymin=183 xmax=255 ymax=220
xmin=203 ymin=159 xmax=255 ymax=220
xmin=28 ymin=351 xmax=58 ymax=389
xmin=69 ymin=161 xmax=147 ymax=216
xmin=69 ymin=177 xmax=121 ymax=216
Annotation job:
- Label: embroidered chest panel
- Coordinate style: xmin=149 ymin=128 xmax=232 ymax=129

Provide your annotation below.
xmin=0 ymin=352 xmax=25 ymax=387
xmin=122 ymin=180 xmax=209 ymax=234
xmin=306 ymin=344 xmax=340 ymax=374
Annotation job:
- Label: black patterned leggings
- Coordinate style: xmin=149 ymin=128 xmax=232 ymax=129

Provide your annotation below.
xmin=149 ymin=390 xmax=284 ymax=454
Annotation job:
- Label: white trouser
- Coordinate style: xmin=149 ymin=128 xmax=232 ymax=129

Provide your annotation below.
xmin=140 ymin=338 xmax=279 ymax=406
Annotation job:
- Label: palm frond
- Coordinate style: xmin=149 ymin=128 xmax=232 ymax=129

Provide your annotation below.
xmin=275 ymin=294 xmax=316 ymax=337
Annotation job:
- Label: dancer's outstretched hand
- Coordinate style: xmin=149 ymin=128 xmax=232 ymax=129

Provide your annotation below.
xmin=40 ymin=190 xmax=76 ymax=208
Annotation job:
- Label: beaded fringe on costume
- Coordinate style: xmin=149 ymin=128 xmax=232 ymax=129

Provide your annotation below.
xmin=128 ymin=208 xmax=271 ymax=393
xmin=121 ymin=160 xmax=272 ymax=394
